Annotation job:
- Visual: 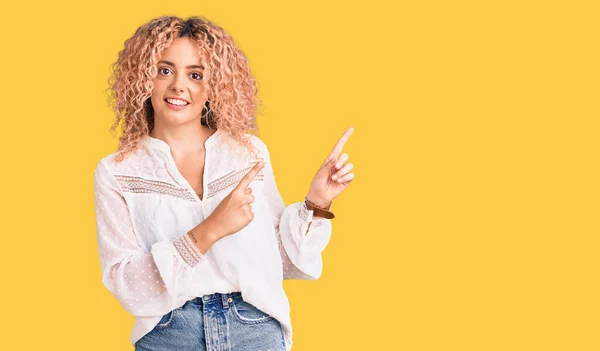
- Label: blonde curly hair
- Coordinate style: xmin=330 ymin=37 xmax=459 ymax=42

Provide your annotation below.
xmin=105 ymin=15 xmax=264 ymax=162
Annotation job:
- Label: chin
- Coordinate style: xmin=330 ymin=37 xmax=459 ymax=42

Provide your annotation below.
xmin=160 ymin=113 xmax=200 ymax=125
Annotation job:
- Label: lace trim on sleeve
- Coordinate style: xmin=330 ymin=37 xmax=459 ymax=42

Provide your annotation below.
xmin=173 ymin=233 xmax=206 ymax=267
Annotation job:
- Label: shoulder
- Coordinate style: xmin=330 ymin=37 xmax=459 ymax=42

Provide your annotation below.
xmin=247 ymin=133 xmax=268 ymax=151
xmin=245 ymin=133 xmax=272 ymax=160
xmin=94 ymin=152 xmax=116 ymax=176
xmin=94 ymin=152 xmax=123 ymax=175
xmin=93 ymin=147 xmax=147 ymax=180
xmin=93 ymin=152 xmax=122 ymax=189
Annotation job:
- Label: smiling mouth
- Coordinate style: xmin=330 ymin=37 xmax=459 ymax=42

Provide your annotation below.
xmin=164 ymin=98 xmax=190 ymax=106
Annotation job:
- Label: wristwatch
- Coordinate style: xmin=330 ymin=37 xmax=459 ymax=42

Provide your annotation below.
xmin=304 ymin=197 xmax=335 ymax=219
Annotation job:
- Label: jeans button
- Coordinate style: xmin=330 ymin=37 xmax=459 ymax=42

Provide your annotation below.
xmin=227 ymin=298 xmax=233 ymax=303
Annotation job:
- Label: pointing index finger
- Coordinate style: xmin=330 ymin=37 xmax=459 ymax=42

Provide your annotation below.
xmin=327 ymin=127 xmax=354 ymax=161
xmin=236 ymin=161 xmax=264 ymax=190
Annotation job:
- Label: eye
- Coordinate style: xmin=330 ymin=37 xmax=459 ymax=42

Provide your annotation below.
xmin=158 ymin=67 xmax=172 ymax=75
xmin=191 ymin=72 xmax=203 ymax=80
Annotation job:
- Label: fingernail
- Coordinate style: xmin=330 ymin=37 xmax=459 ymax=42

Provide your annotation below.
xmin=332 ymin=174 xmax=337 ymax=180
xmin=336 ymin=163 xmax=341 ymax=169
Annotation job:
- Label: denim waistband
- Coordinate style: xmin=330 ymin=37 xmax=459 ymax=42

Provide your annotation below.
xmin=190 ymin=292 xmax=242 ymax=308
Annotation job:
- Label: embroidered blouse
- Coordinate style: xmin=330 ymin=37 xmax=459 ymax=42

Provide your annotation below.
xmin=93 ymin=129 xmax=332 ymax=351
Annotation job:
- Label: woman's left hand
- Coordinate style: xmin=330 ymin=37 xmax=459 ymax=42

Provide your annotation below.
xmin=306 ymin=127 xmax=355 ymax=208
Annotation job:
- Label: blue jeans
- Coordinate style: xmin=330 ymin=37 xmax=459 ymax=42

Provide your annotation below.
xmin=134 ymin=292 xmax=286 ymax=351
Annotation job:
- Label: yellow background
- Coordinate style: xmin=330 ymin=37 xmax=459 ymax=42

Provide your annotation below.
xmin=0 ymin=0 xmax=598 ymax=350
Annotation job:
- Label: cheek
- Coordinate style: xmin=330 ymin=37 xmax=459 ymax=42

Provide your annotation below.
xmin=193 ymin=86 xmax=208 ymax=98
xmin=192 ymin=89 xmax=209 ymax=106
xmin=150 ymin=83 xmax=166 ymax=102
xmin=149 ymin=96 xmax=161 ymax=110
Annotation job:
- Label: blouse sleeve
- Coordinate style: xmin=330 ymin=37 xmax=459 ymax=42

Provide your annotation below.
xmin=261 ymin=150 xmax=333 ymax=280
xmin=93 ymin=159 xmax=206 ymax=317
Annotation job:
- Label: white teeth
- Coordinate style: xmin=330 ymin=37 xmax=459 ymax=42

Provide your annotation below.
xmin=166 ymin=98 xmax=188 ymax=106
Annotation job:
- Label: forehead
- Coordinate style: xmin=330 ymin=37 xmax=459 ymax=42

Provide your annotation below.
xmin=159 ymin=37 xmax=206 ymax=65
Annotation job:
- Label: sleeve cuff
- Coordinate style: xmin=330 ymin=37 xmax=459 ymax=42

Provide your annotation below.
xmin=284 ymin=201 xmax=333 ymax=254
xmin=298 ymin=200 xmax=313 ymax=222
xmin=279 ymin=201 xmax=332 ymax=279
xmin=298 ymin=201 xmax=331 ymax=240
xmin=172 ymin=232 xmax=207 ymax=268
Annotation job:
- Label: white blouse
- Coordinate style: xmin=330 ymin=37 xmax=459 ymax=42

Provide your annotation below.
xmin=93 ymin=129 xmax=332 ymax=351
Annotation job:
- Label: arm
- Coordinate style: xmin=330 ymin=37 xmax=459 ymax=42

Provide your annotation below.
xmin=261 ymin=152 xmax=333 ymax=280
xmin=93 ymin=159 xmax=215 ymax=317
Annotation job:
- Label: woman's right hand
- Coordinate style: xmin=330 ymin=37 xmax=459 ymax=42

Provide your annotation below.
xmin=203 ymin=161 xmax=264 ymax=240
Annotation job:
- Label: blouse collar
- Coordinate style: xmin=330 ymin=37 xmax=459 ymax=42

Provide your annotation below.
xmin=145 ymin=129 xmax=222 ymax=152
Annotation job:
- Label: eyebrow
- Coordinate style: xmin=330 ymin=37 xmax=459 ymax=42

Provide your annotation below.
xmin=158 ymin=60 xmax=204 ymax=70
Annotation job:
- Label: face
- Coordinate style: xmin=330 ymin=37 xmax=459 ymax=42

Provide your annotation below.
xmin=150 ymin=37 xmax=209 ymax=128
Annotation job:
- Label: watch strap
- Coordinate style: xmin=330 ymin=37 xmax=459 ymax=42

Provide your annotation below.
xmin=304 ymin=198 xmax=335 ymax=219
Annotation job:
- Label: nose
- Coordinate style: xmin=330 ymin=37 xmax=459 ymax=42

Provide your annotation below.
xmin=170 ymin=83 xmax=184 ymax=92
xmin=169 ymin=72 xmax=185 ymax=92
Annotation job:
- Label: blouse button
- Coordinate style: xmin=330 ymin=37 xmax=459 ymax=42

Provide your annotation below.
xmin=227 ymin=298 xmax=233 ymax=303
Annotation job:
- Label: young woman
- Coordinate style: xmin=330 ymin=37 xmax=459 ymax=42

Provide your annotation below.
xmin=94 ymin=15 xmax=355 ymax=351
